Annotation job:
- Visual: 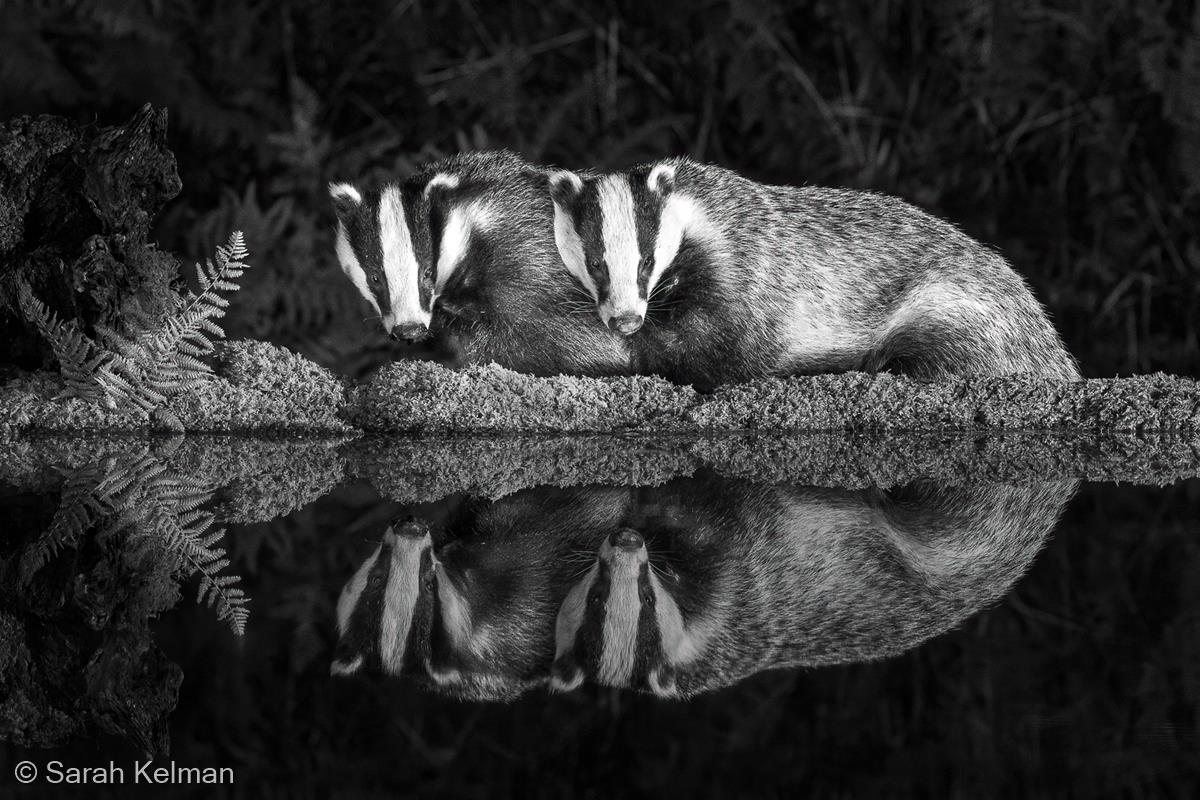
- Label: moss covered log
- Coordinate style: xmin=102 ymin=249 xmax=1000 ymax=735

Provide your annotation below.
xmin=0 ymin=340 xmax=351 ymax=435
xmin=3 ymin=339 xmax=1200 ymax=437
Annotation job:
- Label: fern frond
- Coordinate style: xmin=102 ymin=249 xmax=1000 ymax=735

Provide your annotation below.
xmin=197 ymin=573 xmax=250 ymax=635
xmin=145 ymin=493 xmax=250 ymax=636
xmin=18 ymin=231 xmax=251 ymax=416
xmin=18 ymin=458 xmax=122 ymax=583
xmin=20 ymin=450 xmax=250 ymax=634
xmin=18 ymin=493 xmax=106 ymax=583
xmin=18 ymin=281 xmax=107 ymax=402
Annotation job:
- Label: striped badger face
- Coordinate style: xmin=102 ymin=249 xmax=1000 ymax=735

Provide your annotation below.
xmin=551 ymin=527 xmax=712 ymax=697
xmin=328 ymin=174 xmax=489 ymax=341
xmin=548 ymin=164 xmax=685 ymax=335
xmin=332 ymin=517 xmax=437 ymax=677
xmin=331 ymin=514 xmax=546 ymax=700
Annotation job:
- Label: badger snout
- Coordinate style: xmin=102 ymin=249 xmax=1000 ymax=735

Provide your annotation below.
xmin=609 ymin=528 xmax=644 ymax=551
xmin=390 ymin=322 xmax=429 ymax=343
xmin=608 ymin=314 xmax=643 ymax=335
xmin=390 ymin=515 xmax=430 ymax=539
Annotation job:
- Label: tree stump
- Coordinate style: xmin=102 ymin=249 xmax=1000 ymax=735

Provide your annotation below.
xmin=0 ymin=104 xmax=182 ymax=368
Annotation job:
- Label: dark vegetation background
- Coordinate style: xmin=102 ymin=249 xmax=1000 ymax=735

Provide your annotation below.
xmin=2 ymin=0 xmax=1197 ymax=377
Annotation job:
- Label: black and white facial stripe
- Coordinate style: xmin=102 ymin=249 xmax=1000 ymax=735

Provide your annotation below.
xmin=549 ymin=163 xmax=692 ymax=335
xmin=331 ymin=514 xmax=526 ymax=696
xmin=329 ymin=174 xmax=492 ymax=339
xmin=551 ymin=528 xmax=709 ymax=696
xmin=332 ymin=519 xmax=437 ymax=677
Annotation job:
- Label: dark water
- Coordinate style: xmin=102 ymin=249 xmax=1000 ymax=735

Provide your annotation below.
xmin=2 ymin=438 xmax=1199 ymax=798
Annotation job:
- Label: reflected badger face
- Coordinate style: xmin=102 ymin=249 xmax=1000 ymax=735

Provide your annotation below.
xmin=332 ymin=517 xmax=437 ymax=677
xmin=417 ymin=535 xmax=556 ymax=701
xmin=331 ymin=513 xmax=554 ymax=701
xmin=551 ymin=527 xmax=713 ymax=697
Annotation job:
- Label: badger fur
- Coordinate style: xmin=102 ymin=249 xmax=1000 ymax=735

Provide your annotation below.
xmin=334 ymin=477 xmax=1076 ymax=701
xmin=551 ymin=475 xmax=1077 ymax=698
xmin=549 ymin=156 xmax=1081 ymax=388
xmin=332 ymin=488 xmax=631 ymax=700
xmin=330 ymin=151 xmax=632 ymax=376
xmin=332 ymin=517 xmax=437 ymax=680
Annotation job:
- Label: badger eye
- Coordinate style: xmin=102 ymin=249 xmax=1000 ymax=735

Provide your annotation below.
xmin=370 ymin=272 xmax=381 ymax=285
xmin=639 ymin=255 xmax=653 ymax=271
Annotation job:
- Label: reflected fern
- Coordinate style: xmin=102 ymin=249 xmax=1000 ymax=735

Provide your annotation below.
xmin=18 ymin=450 xmax=251 ymax=635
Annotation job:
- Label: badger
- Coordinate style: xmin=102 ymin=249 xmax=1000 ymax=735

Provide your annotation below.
xmin=332 ymin=516 xmax=437 ymax=680
xmin=332 ymin=488 xmax=631 ymax=700
xmin=548 ymin=157 xmax=1081 ymax=388
xmin=550 ymin=475 xmax=1077 ymax=698
xmin=330 ymin=151 xmax=632 ymax=376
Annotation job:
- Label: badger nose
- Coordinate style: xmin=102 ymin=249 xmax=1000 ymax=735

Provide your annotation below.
xmin=390 ymin=322 xmax=429 ymax=343
xmin=610 ymin=528 xmax=644 ymax=550
xmin=390 ymin=516 xmax=430 ymax=539
xmin=608 ymin=314 xmax=643 ymax=335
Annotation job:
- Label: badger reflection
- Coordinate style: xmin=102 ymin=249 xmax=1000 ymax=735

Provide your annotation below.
xmin=334 ymin=477 xmax=1075 ymax=699
xmin=332 ymin=488 xmax=628 ymax=700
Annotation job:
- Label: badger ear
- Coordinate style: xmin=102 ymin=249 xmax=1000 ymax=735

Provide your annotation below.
xmin=423 ymin=171 xmax=461 ymax=202
xmin=549 ymin=656 xmax=585 ymax=693
xmin=548 ymin=169 xmax=584 ymax=208
xmin=647 ymin=163 xmax=676 ymax=196
xmin=329 ymin=182 xmax=362 ymax=220
xmin=648 ymin=664 xmax=680 ymax=698
xmin=330 ymin=654 xmax=365 ymax=677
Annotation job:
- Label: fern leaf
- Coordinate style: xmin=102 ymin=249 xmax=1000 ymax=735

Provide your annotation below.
xmin=18 ymin=281 xmax=106 ymax=402
xmin=18 ymin=231 xmax=251 ymax=416
xmin=197 ymin=574 xmax=250 ymax=635
xmin=18 ymin=458 xmax=121 ymax=583
xmin=143 ymin=486 xmax=250 ymax=635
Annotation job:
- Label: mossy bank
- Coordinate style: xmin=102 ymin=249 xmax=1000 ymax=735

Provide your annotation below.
xmin=3 ymin=339 xmax=1200 ymax=436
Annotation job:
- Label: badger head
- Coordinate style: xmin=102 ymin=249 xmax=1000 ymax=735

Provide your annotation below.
xmin=419 ymin=536 xmax=554 ymax=702
xmin=328 ymin=173 xmax=493 ymax=341
xmin=548 ymin=163 xmax=689 ymax=336
xmin=332 ymin=513 xmax=549 ymax=701
xmin=550 ymin=527 xmax=715 ymax=698
xmin=332 ymin=517 xmax=437 ymax=677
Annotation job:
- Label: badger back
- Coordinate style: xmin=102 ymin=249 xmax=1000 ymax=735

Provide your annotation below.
xmin=551 ymin=477 xmax=1076 ymax=698
xmin=694 ymin=480 xmax=1076 ymax=689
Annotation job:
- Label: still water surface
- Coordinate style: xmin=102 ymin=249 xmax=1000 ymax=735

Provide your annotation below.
xmin=1 ymin=436 xmax=1197 ymax=796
